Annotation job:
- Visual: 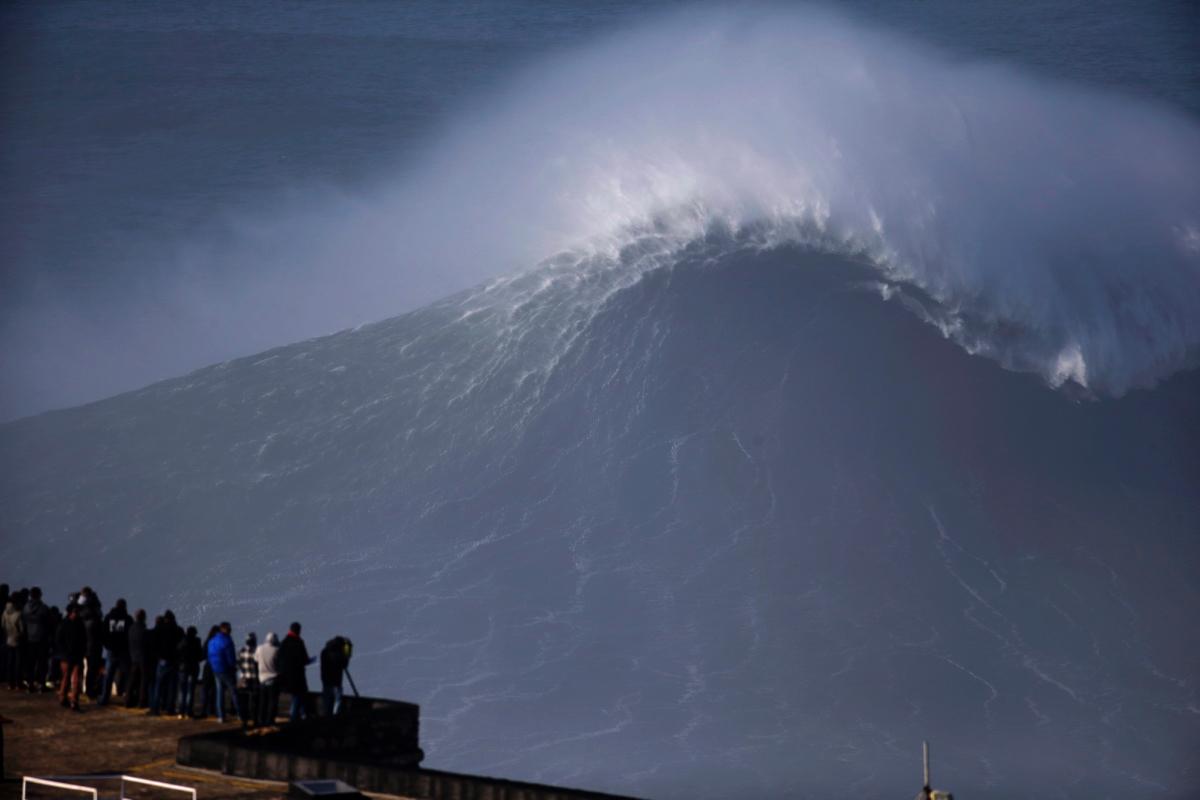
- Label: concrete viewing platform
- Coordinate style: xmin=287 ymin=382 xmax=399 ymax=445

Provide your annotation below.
xmin=0 ymin=689 xmax=643 ymax=800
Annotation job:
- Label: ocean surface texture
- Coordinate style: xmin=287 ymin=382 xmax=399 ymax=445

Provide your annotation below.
xmin=2 ymin=2 xmax=1199 ymax=798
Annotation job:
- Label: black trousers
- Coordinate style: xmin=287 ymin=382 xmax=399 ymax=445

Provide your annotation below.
xmin=25 ymin=641 xmax=49 ymax=690
xmin=125 ymin=660 xmax=153 ymax=707
xmin=3 ymin=646 xmax=19 ymax=688
xmin=258 ymin=680 xmax=280 ymax=725
xmin=237 ymin=685 xmax=259 ymax=724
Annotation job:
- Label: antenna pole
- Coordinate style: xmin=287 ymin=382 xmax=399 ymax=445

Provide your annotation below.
xmin=923 ymin=740 xmax=931 ymax=797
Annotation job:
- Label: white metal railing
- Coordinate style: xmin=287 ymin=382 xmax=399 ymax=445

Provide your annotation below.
xmin=21 ymin=774 xmax=196 ymax=800
xmin=120 ymin=775 xmax=197 ymax=800
xmin=21 ymin=777 xmax=98 ymax=800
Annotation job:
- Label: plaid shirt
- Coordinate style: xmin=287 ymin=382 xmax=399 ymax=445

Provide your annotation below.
xmin=238 ymin=645 xmax=259 ymax=688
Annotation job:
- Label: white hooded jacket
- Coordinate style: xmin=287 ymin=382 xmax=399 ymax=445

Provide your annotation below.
xmin=255 ymin=631 xmax=281 ymax=683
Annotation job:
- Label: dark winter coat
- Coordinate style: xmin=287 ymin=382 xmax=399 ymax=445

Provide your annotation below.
xmin=178 ymin=633 xmax=204 ymax=678
xmin=22 ymin=598 xmax=51 ymax=643
xmin=320 ymin=637 xmax=351 ymax=688
xmin=103 ymin=608 xmax=132 ymax=657
xmin=81 ymin=606 xmax=104 ymax=659
xmin=56 ymin=614 xmax=87 ymax=665
xmin=45 ymin=608 xmax=62 ymax=657
xmin=128 ymin=620 xmax=149 ymax=664
xmin=152 ymin=620 xmax=182 ymax=665
xmin=276 ymin=633 xmax=311 ymax=695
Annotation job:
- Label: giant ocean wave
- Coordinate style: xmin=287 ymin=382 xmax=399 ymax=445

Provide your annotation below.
xmin=5 ymin=234 xmax=1197 ymax=798
xmin=361 ymin=7 xmax=1200 ymax=397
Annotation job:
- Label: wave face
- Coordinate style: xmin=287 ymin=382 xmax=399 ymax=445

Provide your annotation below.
xmin=369 ymin=7 xmax=1200 ymax=396
xmin=3 ymin=236 xmax=1198 ymax=798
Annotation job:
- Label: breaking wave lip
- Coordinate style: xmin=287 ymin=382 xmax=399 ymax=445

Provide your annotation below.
xmin=464 ymin=214 xmax=1137 ymax=406
xmin=369 ymin=6 xmax=1200 ymax=398
xmin=561 ymin=212 xmax=1174 ymax=397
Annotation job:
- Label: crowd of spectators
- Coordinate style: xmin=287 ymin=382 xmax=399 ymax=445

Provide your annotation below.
xmin=1 ymin=582 xmax=354 ymax=727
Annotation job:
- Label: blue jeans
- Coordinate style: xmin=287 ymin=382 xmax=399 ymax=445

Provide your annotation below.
xmin=289 ymin=691 xmax=307 ymax=722
xmin=177 ymin=672 xmax=196 ymax=717
xmin=214 ymin=670 xmax=241 ymax=722
xmin=97 ymin=651 xmax=128 ymax=705
xmin=150 ymin=660 xmax=177 ymax=714
xmin=322 ymin=684 xmax=343 ymax=716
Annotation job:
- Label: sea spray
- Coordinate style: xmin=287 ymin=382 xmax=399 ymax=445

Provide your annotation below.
xmin=349 ymin=6 xmax=1200 ymax=395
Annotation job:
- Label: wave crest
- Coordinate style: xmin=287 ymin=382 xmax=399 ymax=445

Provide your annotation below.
xmin=384 ymin=7 xmax=1200 ymax=395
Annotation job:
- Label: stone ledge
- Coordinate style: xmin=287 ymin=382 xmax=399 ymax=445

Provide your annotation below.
xmin=177 ymin=695 xmax=642 ymax=800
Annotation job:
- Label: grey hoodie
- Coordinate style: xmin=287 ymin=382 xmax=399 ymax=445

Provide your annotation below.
xmin=2 ymin=601 xmax=24 ymax=647
xmin=255 ymin=632 xmax=280 ymax=683
xmin=22 ymin=597 xmax=50 ymax=643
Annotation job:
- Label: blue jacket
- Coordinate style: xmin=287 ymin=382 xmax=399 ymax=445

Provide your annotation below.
xmin=207 ymin=630 xmax=237 ymax=675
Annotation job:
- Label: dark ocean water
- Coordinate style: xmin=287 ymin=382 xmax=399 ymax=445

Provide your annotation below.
xmin=1 ymin=0 xmax=1197 ymax=419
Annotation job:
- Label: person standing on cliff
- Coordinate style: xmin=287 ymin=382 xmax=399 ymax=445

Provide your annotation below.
xmin=236 ymin=632 xmax=259 ymax=724
xmin=320 ymin=636 xmax=352 ymax=716
xmin=255 ymin=632 xmax=281 ymax=725
xmin=197 ymin=625 xmax=219 ymax=719
xmin=43 ymin=604 xmax=63 ymax=690
xmin=176 ymin=625 xmax=204 ymax=718
xmin=207 ymin=622 xmax=241 ymax=723
xmin=148 ymin=611 xmax=182 ymax=716
xmin=56 ymin=603 xmax=86 ymax=711
xmin=78 ymin=588 xmax=104 ymax=699
xmin=125 ymin=610 xmax=151 ymax=708
xmin=21 ymin=588 xmax=51 ymax=693
xmin=277 ymin=622 xmax=314 ymax=722
xmin=97 ymin=599 xmax=131 ymax=705
xmin=2 ymin=598 xmax=24 ymax=690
